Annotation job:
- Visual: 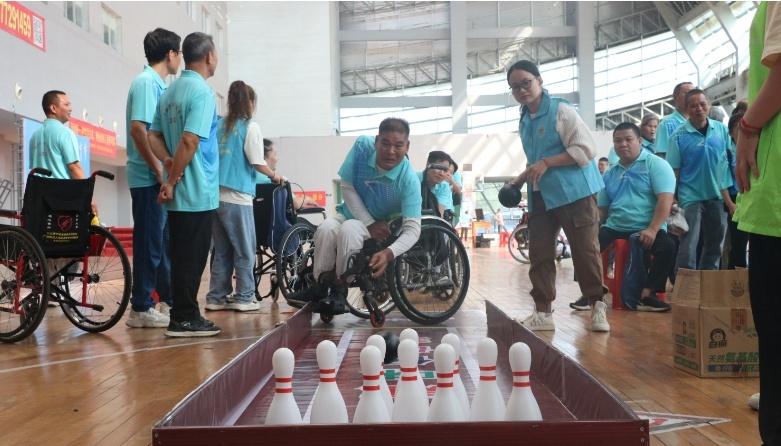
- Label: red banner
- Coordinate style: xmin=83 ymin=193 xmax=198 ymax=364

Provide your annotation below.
xmin=0 ymin=1 xmax=45 ymax=51
xmin=294 ymin=190 xmax=327 ymax=207
xmin=69 ymin=118 xmax=118 ymax=159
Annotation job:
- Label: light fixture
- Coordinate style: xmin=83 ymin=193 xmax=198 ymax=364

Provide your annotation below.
xmin=113 ymin=121 xmax=118 ymax=131
xmin=14 ymin=83 xmax=22 ymax=100
xmin=98 ymin=116 xmax=104 ymax=126
xmin=82 ymin=108 xmax=88 ymax=120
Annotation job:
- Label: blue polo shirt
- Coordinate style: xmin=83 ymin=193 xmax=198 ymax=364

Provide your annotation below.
xmin=256 ymin=172 xmax=272 ymax=184
xmin=416 ymin=171 xmax=454 ymax=211
xmin=150 ymin=70 xmax=219 ymax=212
xmin=28 ymin=118 xmax=80 ymax=179
xmin=126 ymin=66 xmax=167 ymax=189
xmin=666 ymin=118 xmax=733 ymax=208
xmin=655 ymin=111 xmax=687 ymax=154
xmin=337 ymin=135 xmax=422 ymax=221
xmin=598 ymin=149 xmax=676 ymax=232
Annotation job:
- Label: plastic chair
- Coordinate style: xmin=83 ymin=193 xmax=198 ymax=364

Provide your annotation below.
xmin=602 ymin=239 xmax=667 ymax=311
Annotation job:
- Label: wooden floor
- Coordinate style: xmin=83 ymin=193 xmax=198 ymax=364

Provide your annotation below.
xmin=0 ymin=246 xmax=760 ymax=446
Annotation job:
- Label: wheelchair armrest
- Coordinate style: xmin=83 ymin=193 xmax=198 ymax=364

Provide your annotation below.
xmin=92 ymin=171 xmax=115 ymax=181
xmin=0 ymin=209 xmax=20 ymax=219
xmin=296 ymin=207 xmax=325 ymax=215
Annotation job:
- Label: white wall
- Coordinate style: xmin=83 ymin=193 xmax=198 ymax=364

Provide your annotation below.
xmin=227 ymin=2 xmax=340 ymax=137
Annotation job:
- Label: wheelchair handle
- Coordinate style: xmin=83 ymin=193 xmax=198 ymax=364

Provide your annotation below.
xmin=28 ymin=168 xmax=52 ymax=178
xmin=92 ymin=170 xmax=115 ymax=181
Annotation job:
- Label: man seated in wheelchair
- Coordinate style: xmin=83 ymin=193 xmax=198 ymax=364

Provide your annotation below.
xmin=418 ymin=150 xmax=455 ymax=223
xmin=292 ymin=118 xmax=422 ymax=313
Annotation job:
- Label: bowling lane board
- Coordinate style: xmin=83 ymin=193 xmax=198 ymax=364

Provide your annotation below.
xmin=154 ymin=303 xmax=648 ymax=445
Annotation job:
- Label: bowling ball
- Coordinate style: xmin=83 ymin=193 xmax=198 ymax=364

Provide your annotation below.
xmin=381 ymin=332 xmax=400 ymax=364
xmin=498 ymin=184 xmax=522 ymax=208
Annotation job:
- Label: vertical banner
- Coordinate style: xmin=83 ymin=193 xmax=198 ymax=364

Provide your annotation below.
xmin=0 ymin=1 xmax=46 ymax=51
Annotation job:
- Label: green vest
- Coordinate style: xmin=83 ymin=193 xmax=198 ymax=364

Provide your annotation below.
xmin=735 ymin=2 xmax=781 ymax=236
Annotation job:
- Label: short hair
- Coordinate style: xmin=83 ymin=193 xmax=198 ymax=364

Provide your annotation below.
xmin=426 ymin=150 xmax=450 ymax=165
xmin=143 ymin=28 xmax=181 ymax=64
xmin=613 ymin=122 xmax=642 ymax=139
xmin=507 ymin=60 xmax=541 ymax=82
xmin=673 ymin=82 xmax=694 ymax=97
xmin=728 ymin=111 xmax=744 ymax=135
xmin=640 ymin=114 xmax=659 ymax=126
xmin=182 ymin=32 xmax=215 ymax=65
xmin=598 ymin=157 xmax=609 ymax=163
xmin=378 ymin=117 xmax=410 ymax=137
xmin=685 ymin=88 xmax=708 ymax=105
xmin=41 ymin=90 xmax=66 ymax=115
xmin=263 ymin=138 xmax=274 ymax=158
xmin=449 ymin=157 xmax=459 ymax=173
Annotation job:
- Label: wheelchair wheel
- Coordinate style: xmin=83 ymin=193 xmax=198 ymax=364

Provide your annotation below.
xmin=276 ymin=222 xmax=316 ymax=303
xmin=58 ymin=226 xmax=131 ymax=333
xmin=390 ymin=224 xmax=469 ymax=325
xmin=0 ymin=227 xmax=50 ymax=343
xmin=508 ymin=224 xmax=530 ymax=264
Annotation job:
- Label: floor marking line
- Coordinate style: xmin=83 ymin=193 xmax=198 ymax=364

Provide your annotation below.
xmin=447 ymin=327 xmax=480 ymax=388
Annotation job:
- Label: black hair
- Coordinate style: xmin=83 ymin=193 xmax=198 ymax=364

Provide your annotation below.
xmin=378 ymin=117 xmax=410 ymax=137
xmin=426 ymin=150 xmax=450 ymax=165
xmin=613 ymin=122 xmax=642 ymax=139
xmin=507 ymin=60 xmax=541 ymax=83
xmin=733 ymin=100 xmax=748 ymax=116
xmin=598 ymin=157 xmax=609 ymax=163
xmin=41 ymin=90 xmax=66 ymax=115
xmin=728 ymin=111 xmax=744 ymax=136
xmin=263 ymin=138 xmax=274 ymax=158
xmin=182 ymin=32 xmax=215 ymax=65
xmin=143 ymin=28 xmax=181 ymax=64
xmin=685 ymin=88 xmax=708 ymax=105
xmin=449 ymin=157 xmax=459 ymax=173
xmin=673 ymin=81 xmax=694 ymax=97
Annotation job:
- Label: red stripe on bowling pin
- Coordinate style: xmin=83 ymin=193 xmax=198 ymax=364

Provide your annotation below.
xmin=400 ymin=366 xmax=418 ymax=381
xmin=512 ymin=370 xmax=531 ymax=387
xmin=480 ymin=365 xmax=497 ymax=381
xmin=275 ymin=376 xmax=293 ymax=393
xmin=362 ymin=374 xmax=381 ymax=392
xmin=437 ymin=371 xmax=454 ymax=388
xmin=319 ymin=368 xmax=337 ymax=383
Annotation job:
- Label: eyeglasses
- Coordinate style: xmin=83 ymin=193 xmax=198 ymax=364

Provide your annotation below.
xmin=509 ymin=79 xmax=535 ymax=93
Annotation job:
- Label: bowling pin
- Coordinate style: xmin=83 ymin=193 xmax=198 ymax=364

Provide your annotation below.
xmin=398 ymin=328 xmax=427 ymax=401
xmin=265 ymin=348 xmax=303 ymax=425
xmin=310 ymin=340 xmax=348 ymax=424
xmin=353 ymin=345 xmax=391 ymax=423
xmin=427 ymin=343 xmax=465 ymax=422
xmin=366 ymin=334 xmax=394 ymax=415
xmin=505 ymin=342 xmax=542 ymax=421
xmin=391 ymin=339 xmax=429 ymax=422
xmin=469 ymin=338 xmax=505 ymax=421
xmin=441 ymin=333 xmax=470 ymax=418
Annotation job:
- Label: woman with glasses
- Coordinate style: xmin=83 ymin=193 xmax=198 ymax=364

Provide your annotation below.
xmin=505 ymin=60 xmax=608 ymax=333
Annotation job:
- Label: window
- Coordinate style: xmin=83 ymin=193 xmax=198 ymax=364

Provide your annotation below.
xmin=215 ymin=23 xmax=224 ymax=48
xmin=201 ymin=7 xmax=211 ymax=34
xmin=64 ymin=1 xmax=88 ymax=29
xmin=102 ymin=6 xmax=121 ymax=50
xmin=186 ymin=1 xmax=196 ymax=22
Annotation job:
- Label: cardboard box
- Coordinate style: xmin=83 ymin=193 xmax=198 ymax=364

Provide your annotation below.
xmin=672 ymin=268 xmax=759 ymax=378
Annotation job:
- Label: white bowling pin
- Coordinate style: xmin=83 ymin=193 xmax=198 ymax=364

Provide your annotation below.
xmin=441 ymin=333 xmax=470 ymax=418
xmin=265 ymin=348 xmax=303 ymax=425
xmin=398 ymin=328 xmax=427 ymax=401
xmin=366 ymin=334 xmax=394 ymax=415
xmin=391 ymin=339 xmax=429 ymax=422
xmin=353 ymin=345 xmax=391 ymax=423
xmin=428 ymin=343 xmax=465 ymax=422
xmin=469 ymin=338 xmax=505 ymax=421
xmin=310 ymin=340 xmax=348 ymax=424
xmin=505 ymin=342 xmax=542 ymax=421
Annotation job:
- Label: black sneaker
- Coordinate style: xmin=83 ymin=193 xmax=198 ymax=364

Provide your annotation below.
xmin=636 ymin=295 xmax=671 ymax=312
xmin=318 ymin=285 xmax=348 ymax=315
xmin=288 ymin=281 xmax=328 ymax=306
xmin=165 ymin=318 xmax=221 ymax=337
xmin=569 ymin=296 xmax=591 ymax=311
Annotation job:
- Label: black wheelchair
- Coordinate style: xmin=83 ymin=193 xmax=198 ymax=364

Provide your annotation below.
xmin=0 ymin=168 xmax=131 ymax=343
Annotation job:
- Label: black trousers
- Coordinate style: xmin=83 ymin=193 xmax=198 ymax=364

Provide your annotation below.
xmin=749 ymin=233 xmax=781 ymax=446
xmin=168 ymin=210 xmax=214 ymax=322
xmin=599 ymin=227 xmax=676 ymax=293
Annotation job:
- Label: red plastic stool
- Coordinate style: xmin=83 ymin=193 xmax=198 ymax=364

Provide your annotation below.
xmin=602 ymin=239 xmax=630 ymax=310
xmin=499 ymin=231 xmax=510 ymax=247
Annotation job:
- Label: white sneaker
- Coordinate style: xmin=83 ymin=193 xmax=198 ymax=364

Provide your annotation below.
xmin=158 ymin=302 xmax=171 ymax=316
xmin=518 ymin=311 xmax=555 ymax=331
xmin=748 ymin=393 xmax=759 ymax=410
xmin=205 ymin=302 xmax=228 ymax=311
xmin=125 ymin=308 xmax=170 ymax=328
xmin=591 ymin=301 xmax=610 ymax=332
xmin=226 ymin=300 xmax=261 ymax=312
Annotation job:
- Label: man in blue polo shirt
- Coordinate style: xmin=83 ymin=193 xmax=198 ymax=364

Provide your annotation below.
xmin=419 ymin=150 xmax=454 ymax=218
xmin=149 ymin=32 xmax=220 ymax=337
xmin=124 ymin=28 xmax=181 ymax=329
xmin=667 ymin=89 xmax=734 ymax=271
xmin=598 ymin=122 xmax=676 ymax=312
xmin=29 ymin=90 xmax=85 ymax=180
xmin=292 ymin=118 xmax=422 ymax=313
xmin=655 ymin=82 xmax=694 ymax=158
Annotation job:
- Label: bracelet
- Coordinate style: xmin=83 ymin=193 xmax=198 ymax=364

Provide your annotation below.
xmin=740 ymin=117 xmax=762 ymax=134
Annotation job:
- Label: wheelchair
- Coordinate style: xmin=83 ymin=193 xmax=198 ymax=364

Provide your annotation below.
xmin=0 ymin=168 xmax=131 ymax=343
xmin=252 ymin=182 xmax=325 ymax=302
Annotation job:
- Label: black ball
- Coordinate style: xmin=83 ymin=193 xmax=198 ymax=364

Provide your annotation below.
xmin=381 ymin=332 xmax=400 ymax=364
xmin=498 ymin=184 xmax=522 ymax=208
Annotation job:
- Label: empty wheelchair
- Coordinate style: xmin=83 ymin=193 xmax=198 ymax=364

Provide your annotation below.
xmin=0 ymin=168 xmax=131 ymax=342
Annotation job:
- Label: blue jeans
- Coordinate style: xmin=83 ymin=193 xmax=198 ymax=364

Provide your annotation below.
xmin=676 ymin=199 xmax=727 ymax=271
xmin=130 ymin=184 xmax=172 ymax=312
xmin=206 ymin=201 xmax=257 ymax=304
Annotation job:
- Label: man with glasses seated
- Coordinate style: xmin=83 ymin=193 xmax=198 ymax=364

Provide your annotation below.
xmin=419 ymin=150 xmax=454 ymax=221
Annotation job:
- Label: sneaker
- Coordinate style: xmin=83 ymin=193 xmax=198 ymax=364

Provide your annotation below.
xmin=518 ymin=311 xmax=555 ymax=331
xmin=748 ymin=393 xmax=759 ymax=411
xmin=318 ymin=285 xmax=348 ymax=314
xmin=158 ymin=302 xmax=171 ymax=316
xmin=226 ymin=300 xmax=261 ymax=312
xmin=434 ymin=276 xmax=455 ymax=288
xmin=591 ymin=301 xmax=610 ymax=332
xmin=205 ymin=301 xmax=228 ymax=311
xmin=636 ymin=295 xmax=671 ymax=312
xmin=164 ymin=318 xmax=221 ymax=337
xmin=288 ymin=282 xmax=328 ymax=305
xmin=126 ymin=307 xmax=170 ymax=328
xmin=569 ymin=296 xmax=591 ymax=311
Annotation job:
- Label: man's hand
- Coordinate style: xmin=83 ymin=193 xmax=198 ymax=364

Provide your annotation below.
xmin=638 ymin=227 xmax=658 ymax=250
xmin=367 ymin=221 xmax=390 ymax=242
xmin=369 ymin=248 xmax=394 ymax=278
xmin=524 ymin=159 xmax=548 ymax=187
xmin=508 ymin=171 xmax=526 ymax=188
xmin=158 ymin=183 xmax=175 ymax=203
xmin=736 ymin=131 xmax=760 ymax=193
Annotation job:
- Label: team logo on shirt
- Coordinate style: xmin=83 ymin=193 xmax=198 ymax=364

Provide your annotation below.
xmin=57 ymin=215 xmax=74 ymax=232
